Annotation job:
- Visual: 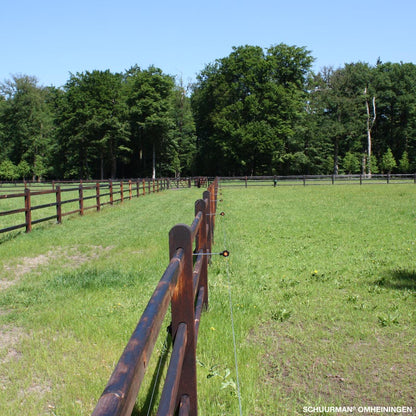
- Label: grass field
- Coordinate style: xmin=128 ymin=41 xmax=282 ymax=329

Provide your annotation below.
xmin=1 ymin=184 xmax=415 ymax=415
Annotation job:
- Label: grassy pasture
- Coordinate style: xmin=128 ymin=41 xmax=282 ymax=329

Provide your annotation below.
xmin=0 ymin=184 xmax=415 ymax=415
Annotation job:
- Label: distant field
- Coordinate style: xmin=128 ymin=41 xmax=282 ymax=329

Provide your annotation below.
xmin=0 ymin=184 xmax=415 ymax=415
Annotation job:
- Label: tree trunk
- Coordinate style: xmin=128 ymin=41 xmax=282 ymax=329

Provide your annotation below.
xmin=365 ymin=87 xmax=376 ymax=176
xmin=100 ymin=152 xmax=104 ymax=180
xmin=152 ymin=142 xmax=156 ymax=179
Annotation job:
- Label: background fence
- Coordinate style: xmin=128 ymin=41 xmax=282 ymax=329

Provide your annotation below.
xmin=218 ymin=173 xmax=416 ymax=187
xmin=92 ymin=178 xmax=219 ymax=416
xmin=2 ymin=174 xmax=415 ymax=236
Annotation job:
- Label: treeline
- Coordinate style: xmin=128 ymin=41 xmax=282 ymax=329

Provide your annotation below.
xmin=0 ymin=67 xmax=196 ymax=180
xmin=1 ymin=44 xmax=416 ymax=179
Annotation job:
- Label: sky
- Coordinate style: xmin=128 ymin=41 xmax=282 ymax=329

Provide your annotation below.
xmin=1 ymin=0 xmax=415 ymax=88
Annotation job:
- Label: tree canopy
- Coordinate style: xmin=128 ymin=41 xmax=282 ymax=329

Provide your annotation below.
xmin=1 ymin=46 xmax=416 ymax=180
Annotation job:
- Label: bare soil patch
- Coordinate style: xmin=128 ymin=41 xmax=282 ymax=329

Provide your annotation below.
xmin=0 ymin=324 xmax=26 ymax=364
xmin=0 ymin=245 xmax=114 ymax=290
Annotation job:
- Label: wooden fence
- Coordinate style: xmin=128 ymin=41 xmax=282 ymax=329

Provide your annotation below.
xmin=92 ymin=178 xmax=219 ymax=416
xmin=219 ymin=173 xmax=416 ymax=187
xmin=0 ymin=179 xmax=168 ymax=234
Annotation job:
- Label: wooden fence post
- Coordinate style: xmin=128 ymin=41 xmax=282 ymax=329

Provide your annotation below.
xmin=153 ymin=179 xmax=155 ymax=193
xmin=203 ymin=190 xmax=212 ymax=255
xmin=24 ymin=187 xmax=32 ymax=232
xmin=136 ymin=180 xmax=140 ymax=197
xmin=169 ymin=224 xmax=198 ymax=415
xmin=96 ymin=183 xmax=101 ymax=211
xmin=148 ymin=180 xmax=151 ymax=194
xmin=120 ymin=181 xmax=124 ymax=202
xmin=195 ymin=198 xmax=208 ymax=308
xmin=245 ymin=176 xmax=248 ymax=188
xmin=129 ymin=180 xmax=132 ymax=200
xmin=142 ymin=179 xmax=146 ymax=196
xmin=56 ymin=186 xmax=62 ymax=223
xmin=109 ymin=180 xmax=113 ymax=205
xmin=79 ymin=184 xmax=84 ymax=215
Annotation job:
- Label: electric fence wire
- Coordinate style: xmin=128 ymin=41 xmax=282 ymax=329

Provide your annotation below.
xmin=146 ymin=333 xmax=170 ymax=416
xmin=220 ymin=187 xmax=243 ymax=416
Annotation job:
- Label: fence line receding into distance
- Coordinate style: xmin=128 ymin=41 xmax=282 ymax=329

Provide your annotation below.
xmin=0 ymin=179 xmax=170 ymax=234
xmin=91 ymin=178 xmax=219 ymax=416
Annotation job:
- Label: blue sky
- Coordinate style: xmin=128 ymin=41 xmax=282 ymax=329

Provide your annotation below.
xmin=1 ymin=0 xmax=415 ymax=87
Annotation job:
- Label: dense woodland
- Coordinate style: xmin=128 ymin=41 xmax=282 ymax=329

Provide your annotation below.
xmin=1 ymin=43 xmax=416 ymax=180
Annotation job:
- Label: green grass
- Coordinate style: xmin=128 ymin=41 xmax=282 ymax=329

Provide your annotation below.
xmin=0 ymin=188 xmax=201 ymax=415
xmin=1 ymin=184 xmax=416 ymax=415
xmin=201 ymin=184 xmax=416 ymax=415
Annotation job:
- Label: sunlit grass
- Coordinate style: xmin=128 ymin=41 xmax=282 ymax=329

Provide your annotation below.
xmin=199 ymin=184 xmax=416 ymax=414
xmin=1 ymin=184 xmax=416 ymax=415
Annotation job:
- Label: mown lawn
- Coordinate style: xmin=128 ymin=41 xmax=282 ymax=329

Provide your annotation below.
xmin=1 ymin=184 xmax=415 ymax=415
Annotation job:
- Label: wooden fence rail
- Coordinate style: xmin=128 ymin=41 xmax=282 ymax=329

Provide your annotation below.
xmin=219 ymin=173 xmax=416 ymax=187
xmin=0 ymin=179 xmax=168 ymax=234
xmin=92 ymin=178 xmax=219 ymax=416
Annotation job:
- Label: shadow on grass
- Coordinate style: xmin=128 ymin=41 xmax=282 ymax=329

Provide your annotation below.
xmin=132 ymin=333 xmax=172 ymax=416
xmin=376 ymin=269 xmax=416 ymax=291
xmin=0 ymin=230 xmax=23 ymax=245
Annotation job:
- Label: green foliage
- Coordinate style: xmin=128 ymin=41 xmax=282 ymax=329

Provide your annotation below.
xmin=192 ymin=44 xmax=313 ymax=175
xmin=57 ymin=70 xmax=131 ymax=179
xmin=381 ymin=147 xmax=397 ymax=173
xmin=399 ymin=150 xmax=410 ymax=173
xmin=0 ymin=159 xmax=18 ymax=180
xmin=342 ymin=152 xmax=361 ymax=174
xmin=367 ymin=154 xmax=379 ymax=174
xmin=125 ymin=66 xmax=176 ymax=178
xmin=2 ymin=53 xmax=416 ymax=178
xmin=16 ymin=160 xmax=31 ymax=179
xmin=0 ymin=75 xmax=56 ymax=180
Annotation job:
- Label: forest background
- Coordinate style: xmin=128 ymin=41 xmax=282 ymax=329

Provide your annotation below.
xmin=1 ymin=43 xmax=415 ymax=180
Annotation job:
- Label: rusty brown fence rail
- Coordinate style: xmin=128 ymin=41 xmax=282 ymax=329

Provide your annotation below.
xmin=0 ymin=179 xmax=168 ymax=234
xmin=92 ymin=178 xmax=219 ymax=416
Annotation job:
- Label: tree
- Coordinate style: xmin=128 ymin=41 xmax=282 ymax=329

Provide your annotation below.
xmin=169 ymin=80 xmax=197 ymax=176
xmin=372 ymin=62 xmax=416 ymax=168
xmin=364 ymin=85 xmax=376 ymax=175
xmin=343 ymin=152 xmax=361 ymax=174
xmin=0 ymin=75 xmax=56 ymax=180
xmin=192 ymin=44 xmax=314 ymax=175
xmin=126 ymin=66 xmax=175 ymax=178
xmin=368 ymin=154 xmax=379 ymax=174
xmin=17 ymin=160 xmax=31 ymax=179
xmin=308 ymin=63 xmax=372 ymax=175
xmin=58 ymin=70 xmax=130 ymax=179
xmin=381 ymin=148 xmax=397 ymax=173
xmin=399 ymin=150 xmax=410 ymax=173
xmin=0 ymin=159 xmax=17 ymax=180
